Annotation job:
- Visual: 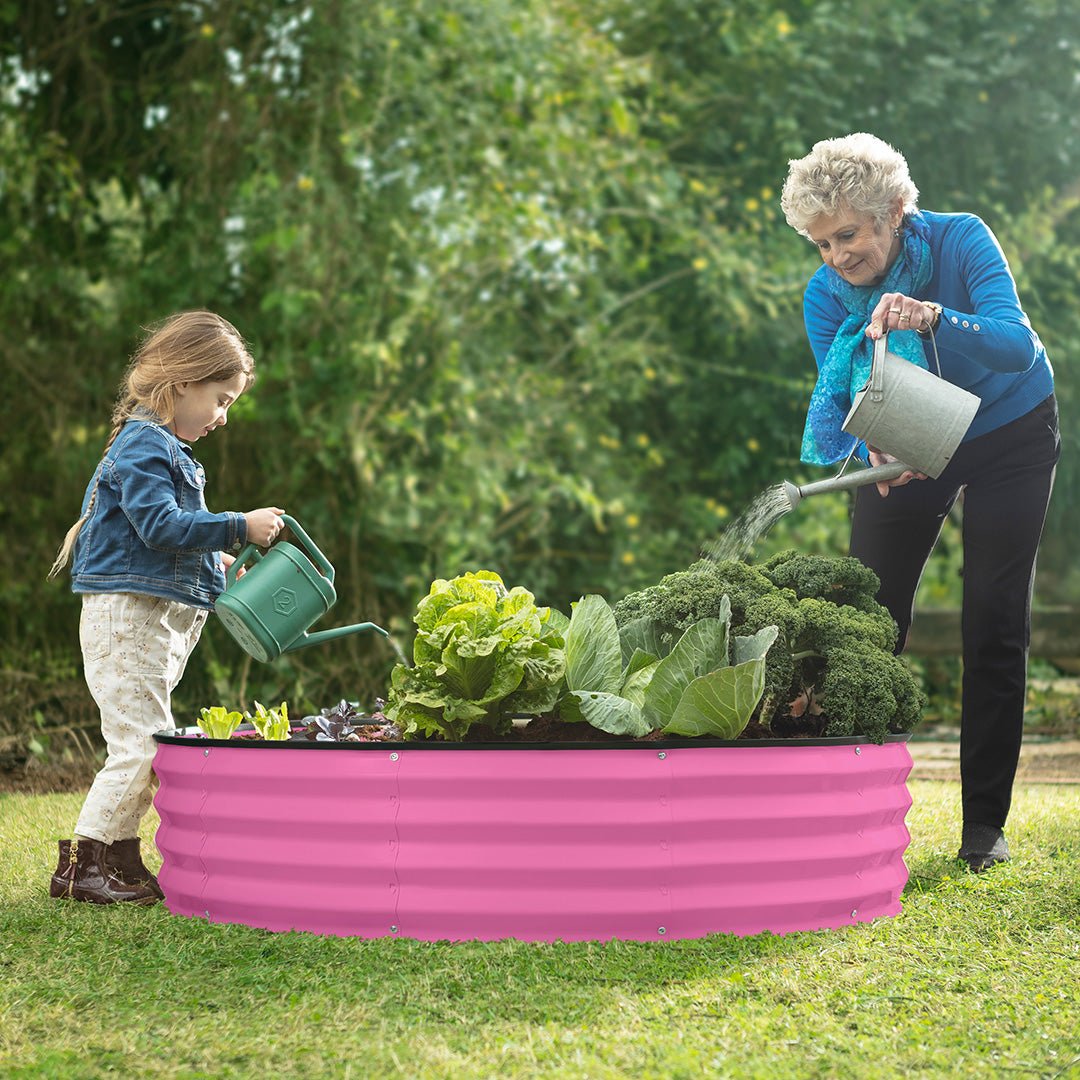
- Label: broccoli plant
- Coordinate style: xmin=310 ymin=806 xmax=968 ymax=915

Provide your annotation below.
xmin=615 ymin=551 xmax=926 ymax=742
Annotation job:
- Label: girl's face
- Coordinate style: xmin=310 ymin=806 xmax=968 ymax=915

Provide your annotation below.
xmin=170 ymin=372 xmax=247 ymax=442
xmin=807 ymin=201 xmax=903 ymax=286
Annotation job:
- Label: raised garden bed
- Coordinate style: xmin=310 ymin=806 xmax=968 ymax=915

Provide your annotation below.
xmin=152 ymin=727 xmax=913 ymax=942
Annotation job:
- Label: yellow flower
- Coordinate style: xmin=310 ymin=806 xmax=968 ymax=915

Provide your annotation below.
xmin=977 ymin=90 xmax=989 ymax=103
xmin=746 ymin=437 xmax=760 ymax=452
xmin=760 ymin=186 xmax=773 ymax=200
xmin=744 ymin=198 xmax=760 ymax=213
xmin=297 ymin=175 xmax=315 ymax=192
xmin=689 ymin=179 xmax=707 ymax=194
xmin=643 ymin=366 xmax=657 ymax=380
xmin=692 ymin=257 xmax=708 ymax=271
xmin=620 ymin=551 xmax=636 ymax=565
xmin=625 ymin=513 xmax=640 ymax=529
xmin=200 ymin=23 xmax=215 ymax=37
xmin=635 ymin=433 xmax=650 ymax=448
xmin=598 ymin=434 xmax=621 ymax=450
xmin=714 ymin=504 xmax=730 ymax=519
xmin=777 ymin=18 xmax=792 ymax=36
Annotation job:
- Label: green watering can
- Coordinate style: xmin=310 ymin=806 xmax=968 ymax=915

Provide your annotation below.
xmin=215 ymin=515 xmax=387 ymax=663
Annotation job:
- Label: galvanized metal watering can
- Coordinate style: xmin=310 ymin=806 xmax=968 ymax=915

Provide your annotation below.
xmin=783 ymin=331 xmax=981 ymax=510
xmin=215 ymin=515 xmax=387 ymax=663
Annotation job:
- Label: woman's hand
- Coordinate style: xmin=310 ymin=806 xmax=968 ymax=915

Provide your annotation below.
xmin=244 ymin=506 xmax=286 ymax=547
xmin=868 ymin=447 xmax=926 ymax=497
xmin=866 ymin=293 xmax=938 ymax=338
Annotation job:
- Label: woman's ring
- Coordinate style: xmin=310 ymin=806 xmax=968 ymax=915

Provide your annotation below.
xmin=889 ymin=308 xmax=901 ymax=314
xmin=899 ymin=313 xmax=910 ymax=321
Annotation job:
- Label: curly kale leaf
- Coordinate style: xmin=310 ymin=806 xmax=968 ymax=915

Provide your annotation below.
xmin=761 ymin=550 xmax=887 ymax=615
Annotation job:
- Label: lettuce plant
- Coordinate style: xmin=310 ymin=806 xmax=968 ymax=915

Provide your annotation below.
xmin=386 ymin=570 xmax=566 ymax=740
xmin=246 ymin=700 xmax=291 ymax=741
xmin=559 ymin=594 xmax=778 ymax=739
xmin=196 ymin=706 xmax=244 ymax=740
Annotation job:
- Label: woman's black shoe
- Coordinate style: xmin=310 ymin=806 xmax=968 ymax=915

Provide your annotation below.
xmin=958 ymin=823 xmax=1010 ymax=873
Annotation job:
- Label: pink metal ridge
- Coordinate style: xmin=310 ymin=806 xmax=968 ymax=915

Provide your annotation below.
xmin=153 ymin=739 xmax=913 ymax=942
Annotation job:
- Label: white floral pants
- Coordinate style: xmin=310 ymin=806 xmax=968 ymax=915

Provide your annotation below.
xmin=75 ymin=593 xmax=207 ymax=843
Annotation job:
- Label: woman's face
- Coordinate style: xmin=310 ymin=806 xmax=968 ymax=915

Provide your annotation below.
xmin=807 ymin=203 xmax=903 ymax=286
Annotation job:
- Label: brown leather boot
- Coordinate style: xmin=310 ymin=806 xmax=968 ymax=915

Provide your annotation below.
xmin=49 ymin=839 xmax=159 ymax=904
xmin=106 ymin=838 xmax=165 ymax=900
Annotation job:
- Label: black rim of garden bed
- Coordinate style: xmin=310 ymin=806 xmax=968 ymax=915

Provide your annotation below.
xmin=154 ymin=726 xmax=912 ymax=751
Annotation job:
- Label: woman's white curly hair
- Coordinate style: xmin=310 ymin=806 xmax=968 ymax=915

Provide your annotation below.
xmin=780 ymin=132 xmax=920 ymax=238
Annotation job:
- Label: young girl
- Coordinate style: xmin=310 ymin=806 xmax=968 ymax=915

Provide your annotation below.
xmin=47 ymin=310 xmax=285 ymax=905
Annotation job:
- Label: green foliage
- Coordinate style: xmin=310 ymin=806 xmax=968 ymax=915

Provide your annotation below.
xmin=3 ymin=0 xmax=1079 ymax=749
xmin=385 ymin=571 xmax=566 ymax=740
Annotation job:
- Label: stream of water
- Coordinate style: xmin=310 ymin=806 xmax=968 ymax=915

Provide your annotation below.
xmin=385 ymin=632 xmax=412 ymax=668
xmin=699 ymin=484 xmax=794 ymax=564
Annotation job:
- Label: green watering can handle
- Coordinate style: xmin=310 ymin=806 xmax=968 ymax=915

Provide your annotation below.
xmin=224 ymin=515 xmax=335 ymax=589
xmin=278 ymin=515 xmax=335 ymax=584
xmin=225 ymin=543 xmax=263 ymax=587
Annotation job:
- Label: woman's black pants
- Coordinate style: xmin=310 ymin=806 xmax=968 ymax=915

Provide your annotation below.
xmin=849 ymin=395 xmax=1060 ymax=830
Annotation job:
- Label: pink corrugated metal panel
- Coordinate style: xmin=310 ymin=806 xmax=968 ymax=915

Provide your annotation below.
xmin=153 ymin=739 xmax=912 ymax=942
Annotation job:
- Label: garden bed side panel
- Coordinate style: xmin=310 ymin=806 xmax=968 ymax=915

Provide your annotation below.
xmin=153 ymin=738 xmax=913 ymax=942
xmin=154 ymin=745 xmax=400 ymax=936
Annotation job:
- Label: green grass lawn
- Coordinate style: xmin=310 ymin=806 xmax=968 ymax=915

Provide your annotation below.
xmin=1 ymin=782 xmax=1077 ymax=1080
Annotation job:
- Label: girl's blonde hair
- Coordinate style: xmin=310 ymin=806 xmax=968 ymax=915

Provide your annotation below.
xmin=780 ymin=132 xmax=920 ymax=238
xmin=48 ymin=311 xmax=255 ymax=579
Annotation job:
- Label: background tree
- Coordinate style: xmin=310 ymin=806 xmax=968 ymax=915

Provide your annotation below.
xmin=1 ymin=0 xmax=1077 ymax=755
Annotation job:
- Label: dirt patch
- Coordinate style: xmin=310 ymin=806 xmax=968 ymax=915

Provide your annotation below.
xmin=908 ymin=738 xmax=1080 ymax=784
xmin=0 ymin=758 xmax=100 ymax=796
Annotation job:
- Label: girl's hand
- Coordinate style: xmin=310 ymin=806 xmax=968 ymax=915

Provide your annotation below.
xmin=244 ymin=506 xmax=286 ymax=546
xmin=220 ymin=552 xmax=246 ymax=580
xmin=866 ymin=293 xmax=939 ymax=338
xmin=868 ymin=447 xmax=926 ymax=497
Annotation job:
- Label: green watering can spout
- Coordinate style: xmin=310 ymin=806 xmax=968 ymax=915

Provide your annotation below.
xmin=214 ymin=514 xmax=388 ymax=663
xmin=286 ymin=622 xmax=389 ymax=653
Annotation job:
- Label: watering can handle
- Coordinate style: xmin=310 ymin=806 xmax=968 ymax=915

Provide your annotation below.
xmin=278 ymin=515 xmax=335 ymax=584
xmin=225 ymin=544 xmax=263 ymax=587
xmin=869 ymin=333 xmax=888 ymax=403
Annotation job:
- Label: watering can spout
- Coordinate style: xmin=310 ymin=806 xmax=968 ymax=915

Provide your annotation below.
xmin=782 ymin=460 xmax=911 ymax=510
xmin=284 ymin=622 xmax=389 ymax=654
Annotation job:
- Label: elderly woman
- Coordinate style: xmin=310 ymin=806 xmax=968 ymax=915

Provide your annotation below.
xmin=781 ymin=133 xmax=1059 ymax=872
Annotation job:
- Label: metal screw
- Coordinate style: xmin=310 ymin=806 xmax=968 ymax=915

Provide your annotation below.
xmin=204 ymin=910 xmax=210 ymax=918
xmin=390 ymin=752 xmax=399 ymax=761
xmin=390 ymin=924 xmax=399 ymax=934
xmin=851 ymin=910 xmax=858 ymax=918
xmin=657 ymin=926 xmax=667 ymax=935
xmin=204 ymin=748 xmax=210 ymax=757
xmin=657 ymin=751 xmax=666 ymax=760
xmin=854 ymin=747 xmax=862 ymax=756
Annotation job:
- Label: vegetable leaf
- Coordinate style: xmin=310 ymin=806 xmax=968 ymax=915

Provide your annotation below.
xmin=559 ymin=691 xmax=652 ymax=737
xmin=565 ymin=594 xmax=623 ymax=695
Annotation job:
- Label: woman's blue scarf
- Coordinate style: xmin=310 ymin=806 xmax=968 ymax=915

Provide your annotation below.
xmin=800 ymin=211 xmax=933 ymax=465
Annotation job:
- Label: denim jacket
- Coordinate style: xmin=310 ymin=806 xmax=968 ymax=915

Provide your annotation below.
xmin=71 ymin=419 xmax=247 ymax=609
